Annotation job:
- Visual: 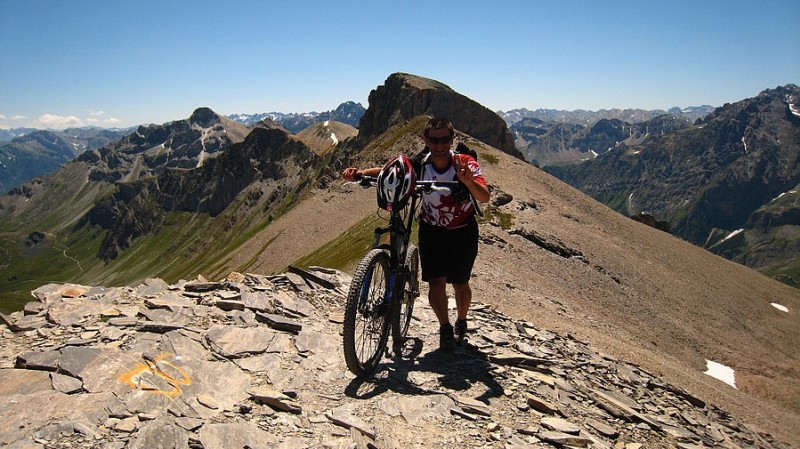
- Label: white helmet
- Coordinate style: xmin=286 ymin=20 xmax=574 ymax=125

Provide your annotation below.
xmin=377 ymin=154 xmax=416 ymax=212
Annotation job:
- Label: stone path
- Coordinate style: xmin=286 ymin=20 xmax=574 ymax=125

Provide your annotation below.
xmin=0 ymin=268 xmax=789 ymax=448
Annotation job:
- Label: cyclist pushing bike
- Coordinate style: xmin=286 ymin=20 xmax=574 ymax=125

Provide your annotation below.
xmin=342 ymin=117 xmax=490 ymax=352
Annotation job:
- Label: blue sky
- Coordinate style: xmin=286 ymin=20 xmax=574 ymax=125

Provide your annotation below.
xmin=1 ymin=1 xmax=798 ymax=129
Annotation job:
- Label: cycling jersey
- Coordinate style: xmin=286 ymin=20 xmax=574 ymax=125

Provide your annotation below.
xmin=412 ymin=148 xmax=486 ymax=229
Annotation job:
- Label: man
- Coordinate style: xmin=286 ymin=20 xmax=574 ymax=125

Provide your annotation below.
xmin=342 ymin=117 xmax=489 ymax=351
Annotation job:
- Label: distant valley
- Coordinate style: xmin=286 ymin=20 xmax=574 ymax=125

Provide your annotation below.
xmin=0 ymin=127 xmax=134 ymax=194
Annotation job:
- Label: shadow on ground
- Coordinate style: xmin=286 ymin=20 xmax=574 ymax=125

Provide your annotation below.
xmin=344 ymin=337 xmax=504 ymax=404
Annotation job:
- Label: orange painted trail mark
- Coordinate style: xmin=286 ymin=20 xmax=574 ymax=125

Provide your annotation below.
xmin=118 ymin=352 xmax=192 ymax=397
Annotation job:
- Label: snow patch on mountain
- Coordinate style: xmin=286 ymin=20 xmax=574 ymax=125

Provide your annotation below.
xmin=704 ymin=360 xmax=737 ymax=389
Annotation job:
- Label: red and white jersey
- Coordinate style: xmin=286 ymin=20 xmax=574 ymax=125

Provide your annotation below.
xmin=418 ymin=153 xmax=485 ymax=229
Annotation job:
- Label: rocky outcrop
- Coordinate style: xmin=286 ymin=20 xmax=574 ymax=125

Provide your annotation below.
xmin=0 ymin=269 xmax=789 ymax=448
xmin=358 ymin=73 xmax=524 ymax=160
xmin=630 ymin=213 xmax=671 ymax=233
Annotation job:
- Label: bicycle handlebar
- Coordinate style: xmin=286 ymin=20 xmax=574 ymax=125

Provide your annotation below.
xmin=352 ymin=174 xmax=460 ymax=191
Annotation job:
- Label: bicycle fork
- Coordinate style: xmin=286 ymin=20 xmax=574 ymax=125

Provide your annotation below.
xmin=358 ymin=267 xmax=397 ymax=318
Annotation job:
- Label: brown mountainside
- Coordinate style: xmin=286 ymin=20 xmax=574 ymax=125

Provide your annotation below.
xmin=294 ymin=120 xmax=358 ymax=155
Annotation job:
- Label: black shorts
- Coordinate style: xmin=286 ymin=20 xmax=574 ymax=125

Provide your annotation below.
xmin=418 ymin=218 xmax=479 ymax=284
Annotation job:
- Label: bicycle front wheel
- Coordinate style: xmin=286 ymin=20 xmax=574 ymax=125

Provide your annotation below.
xmin=343 ymin=249 xmax=392 ymax=376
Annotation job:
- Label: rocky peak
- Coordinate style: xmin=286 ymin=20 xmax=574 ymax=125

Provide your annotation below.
xmin=328 ymin=101 xmax=366 ymax=123
xmin=254 ymin=117 xmax=290 ymax=133
xmin=358 ymin=72 xmax=523 ymax=159
xmin=189 ymin=107 xmax=222 ymax=128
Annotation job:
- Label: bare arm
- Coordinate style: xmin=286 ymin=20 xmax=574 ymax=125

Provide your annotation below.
xmin=454 ymin=157 xmax=490 ymax=203
xmin=341 ymin=167 xmax=381 ymax=181
xmin=461 ymin=177 xmax=490 ymax=203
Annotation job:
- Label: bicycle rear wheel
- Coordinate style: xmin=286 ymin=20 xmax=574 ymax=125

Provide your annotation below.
xmin=343 ymin=249 xmax=392 ymax=376
xmin=393 ymin=244 xmax=419 ymax=344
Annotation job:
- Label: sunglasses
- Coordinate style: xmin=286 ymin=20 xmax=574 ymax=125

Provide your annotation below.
xmin=427 ymin=135 xmax=453 ymax=145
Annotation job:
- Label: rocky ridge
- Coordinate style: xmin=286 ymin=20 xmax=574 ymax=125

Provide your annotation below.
xmin=0 ymin=269 xmax=789 ymax=449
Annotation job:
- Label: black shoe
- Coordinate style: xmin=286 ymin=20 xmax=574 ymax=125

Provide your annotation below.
xmin=454 ymin=319 xmax=467 ymax=344
xmin=439 ymin=323 xmax=455 ymax=351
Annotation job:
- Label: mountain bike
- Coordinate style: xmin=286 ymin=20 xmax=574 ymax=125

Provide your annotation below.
xmin=342 ymin=170 xmax=458 ymax=377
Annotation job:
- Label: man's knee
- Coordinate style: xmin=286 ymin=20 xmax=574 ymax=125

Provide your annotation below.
xmin=428 ymin=277 xmax=447 ymax=294
xmin=453 ymin=281 xmax=471 ymax=295
xmin=428 ymin=277 xmax=446 ymax=287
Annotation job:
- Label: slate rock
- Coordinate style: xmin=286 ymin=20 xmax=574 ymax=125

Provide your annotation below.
xmin=255 ymin=311 xmax=303 ymax=333
xmin=585 ymin=417 xmax=619 ymax=438
xmin=539 ymin=430 xmax=594 ymax=447
xmin=128 ymin=419 xmax=189 ymax=449
xmin=0 ymin=369 xmax=53 ymax=396
xmin=247 ymin=386 xmax=302 ymax=414
xmin=16 ymin=350 xmax=61 ymax=371
xmin=526 ymin=392 xmax=560 ymax=415
xmin=23 ymin=302 xmax=46 ymax=316
xmin=326 ymin=407 xmax=376 ymax=440
xmin=135 ymin=278 xmax=171 ymax=297
xmin=197 ymin=422 xmax=278 ymax=449
xmin=540 ymin=416 xmax=580 ymax=435
xmin=50 ymin=372 xmax=83 ymax=394
xmin=204 ymin=325 xmax=276 ymax=358
xmin=144 ymin=294 xmax=195 ymax=310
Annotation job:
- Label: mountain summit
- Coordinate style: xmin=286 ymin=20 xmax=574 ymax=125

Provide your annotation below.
xmin=357 ymin=72 xmax=523 ymax=159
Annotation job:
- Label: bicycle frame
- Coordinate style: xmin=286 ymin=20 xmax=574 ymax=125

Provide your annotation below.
xmin=343 ymin=174 xmax=460 ymax=375
xmin=357 ymin=176 xmax=458 ymax=321
xmin=360 ymin=180 xmax=420 ymax=328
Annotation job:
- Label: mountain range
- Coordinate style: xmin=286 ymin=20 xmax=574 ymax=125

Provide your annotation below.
xmin=2 ymin=84 xmax=796 ymax=286
xmin=226 ymin=101 xmax=366 ymax=133
xmin=511 ymin=114 xmax=696 ymax=167
xmin=545 ymin=84 xmax=800 ymax=287
xmin=0 ymin=73 xmax=798 ymax=445
xmin=0 ymin=127 xmax=133 ymax=193
xmin=1 ymin=102 xmax=717 ymax=197
xmin=499 ymin=105 xmax=715 ymax=127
